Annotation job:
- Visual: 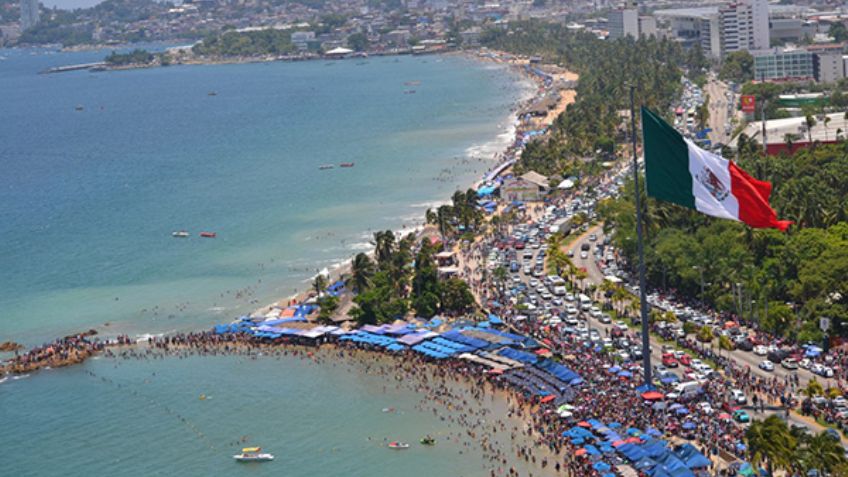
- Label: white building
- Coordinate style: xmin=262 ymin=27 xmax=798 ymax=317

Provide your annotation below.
xmin=608 ymin=5 xmax=639 ymax=40
xmin=639 ymin=16 xmax=657 ymax=38
xmin=719 ymin=0 xmax=769 ymax=56
xmin=654 ymin=7 xmax=722 ymax=58
xmin=655 ymin=0 xmax=769 ymax=58
xmin=813 ymin=52 xmax=844 ymax=83
xmin=20 ymin=0 xmax=39 ymax=31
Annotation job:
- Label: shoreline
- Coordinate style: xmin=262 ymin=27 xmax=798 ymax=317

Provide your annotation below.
xmin=1 ymin=48 xmax=566 ymax=361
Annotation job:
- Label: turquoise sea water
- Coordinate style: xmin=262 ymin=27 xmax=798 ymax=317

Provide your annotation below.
xmin=1 ymin=47 xmax=535 ymax=476
xmin=0 ymin=47 xmax=528 ymax=345
xmin=0 ymin=352 xmax=546 ymax=477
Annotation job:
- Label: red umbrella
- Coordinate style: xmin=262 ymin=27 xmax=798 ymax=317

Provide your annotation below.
xmin=718 ymin=413 xmax=732 ymax=420
xmin=625 ymin=437 xmax=641 ymax=444
xmin=612 ymin=440 xmax=626 ymax=447
xmin=641 ymin=391 xmax=664 ymax=401
xmin=535 ymin=348 xmax=552 ymax=357
xmin=540 ymin=395 xmax=556 ymax=404
xmin=577 ymin=421 xmax=591 ymax=428
xmin=574 ymin=448 xmax=588 ymax=457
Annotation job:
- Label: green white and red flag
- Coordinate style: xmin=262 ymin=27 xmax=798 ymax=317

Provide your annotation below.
xmin=641 ymin=107 xmax=792 ymax=232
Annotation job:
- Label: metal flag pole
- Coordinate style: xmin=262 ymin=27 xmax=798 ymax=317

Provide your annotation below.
xmin=628 ymin=85 xmax=652 ymax=387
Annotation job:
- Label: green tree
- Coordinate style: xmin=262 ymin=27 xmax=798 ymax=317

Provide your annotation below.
xmin=829 ymin=22 xmax=848 ymax=42
xmin=348 ymin=253 xmax=375 ymax=293
xmin=440 ymin=278 xmax=475 ymax=315
xmin=313 ymin=274 xmax=328 ymax=296
xmin=746 ymin=415 xmax=797 ymax=476
xmin=317 ymin=295 xmax=339 ymax=323
xmin=347 ymin=32 xmax=369 ymax=51
xmin=719 ymin=51 xmax=754 ymax=83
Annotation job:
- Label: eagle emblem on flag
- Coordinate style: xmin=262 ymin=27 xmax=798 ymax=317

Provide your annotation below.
xmin=696 ymin=166 xmax=729 ymax=201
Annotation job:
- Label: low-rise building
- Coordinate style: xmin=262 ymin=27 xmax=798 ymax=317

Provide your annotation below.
xmin=500 ymin=171 xmax=550 ymax=202
xmin=752 ymin=47 xmax=814 ymax=82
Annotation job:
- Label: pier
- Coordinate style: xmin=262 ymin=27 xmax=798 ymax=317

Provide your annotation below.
xmin=40 ymin=62 xmax=107 ymax=74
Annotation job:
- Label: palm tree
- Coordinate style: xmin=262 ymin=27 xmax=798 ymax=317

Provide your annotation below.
xmin=347 ymin=253 xmax=375 ymax=294
xmin=802 ymin=378 xmax=824 ymax=398
xmin=805 ymin=113 xmax=816 ymax=144
xmin=746 ymin=415 xmax=797 ymax=476
xmin=313 ymin=274 xmax=328 ymax=297
xmin=802 ymin=431 xmax=847 ymax=475
xmin=823 ymin=115 xmax=831 ymax=142
xmin=372 ymin=230 xmax=395 ymax=268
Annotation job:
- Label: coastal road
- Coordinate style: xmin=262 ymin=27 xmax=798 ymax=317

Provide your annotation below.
xmin=705 ymin=77 xmax=731 ymax=146
xmin=566 ymin=228 xmax=846 ymax=442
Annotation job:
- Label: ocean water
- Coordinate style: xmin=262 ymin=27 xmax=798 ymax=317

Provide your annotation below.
xmin=0 ymin=352 xmax=548 ymax=477
xmin=0 ymin=47 xmax=530 ymax=345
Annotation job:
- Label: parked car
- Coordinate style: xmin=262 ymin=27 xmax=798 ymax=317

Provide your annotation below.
xmin=759 ymin=360 xmax=774 ymax=372
xmin=733 ymin=410 xmax=750 ymax=423
xmin=781 ymin=358 xmax=799 ymax=370
xmin=731 ymin=389 xmax=747 ymax=405
xmin=753 ymin=345 xmax=768 ymax=356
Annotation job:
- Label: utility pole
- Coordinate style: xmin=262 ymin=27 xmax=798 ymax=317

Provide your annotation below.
xmin=628 ymin=85 xmax=652 ymax=387
xmin=761 ymin=99 xmax=768 ymax=156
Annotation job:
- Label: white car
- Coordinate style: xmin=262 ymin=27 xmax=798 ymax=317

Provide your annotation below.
xmin=590 ymin=306 xmax=602 ymax=318
xmin=580 ymin=251 xmax=589 ymax=259
xmin=753 ymin=345 xmax=768 ymax=356
xmin=731 ymin=389 xmax=747 ymax=405
xmin=759 ymin=360 xmax=775 ymax=372
xmin=696 ymin=402 xmax=714 ymax=415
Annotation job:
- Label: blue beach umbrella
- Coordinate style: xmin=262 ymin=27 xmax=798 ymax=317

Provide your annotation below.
xmin=681 ymin=421 xmax=696 ymax=430
xmin=618 ymin=370 xmax=633 ymax=378
xmin=608 ymin=366 xmax=622 ymax=373
xmin=592 ymin=461 xmax=611 ymax=472
xmin=645 ymin=428 xmax=662 ymax=437
xmin=608 ymin=422 xmax=622 ymax=429
xmin=675 ymin=407 xmax=689 ymax=415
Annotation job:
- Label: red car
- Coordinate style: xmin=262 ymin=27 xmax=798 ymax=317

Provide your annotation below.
xmin=678 ymin=354 xmax=692 ymax=366
xmin=662 ymin=353 xmax=678 ymax=368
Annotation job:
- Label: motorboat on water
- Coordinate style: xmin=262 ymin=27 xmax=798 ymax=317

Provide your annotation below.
xmin=388 ymin=441 xmax=410 ymax=449
xmin=172 ymin=230 xmax=190 ymax=238
xmin=420 ymin=436 xmax=436 ymax=446
xmin=233 ymin=447 xmax=274 ymax=462
xmin=319 ymin=164 xmax=334 ymax=170
xmin=339 ymin=162 xmax=355 ymax=168
xmin=200 ymin=232 xmax=216 ymax=238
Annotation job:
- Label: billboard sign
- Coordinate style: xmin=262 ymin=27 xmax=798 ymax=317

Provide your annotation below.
xmin=741 ymin=95 xmax=756 ymax=113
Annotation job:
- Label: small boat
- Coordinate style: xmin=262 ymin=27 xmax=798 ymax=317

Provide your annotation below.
xmin=388 ymin=441 xmax=410 ymax=449
xmin=404 ymin=81 xmax=421 ymax=86
xmin=75 ymin=105 xmax=84 ymax=111
xmin=403 ymin=90 xmax=416 ymax=94
xmin=200 ymin=232 xmax=216 ymax=238
xmin=420 ymin=436 xmax=436 ymax=446
xmin=233 ymin=447 xmax=274 ymax=462
xmin=172 ymin=230 xmax=190 ymax=238
xmin=208 ymin=91 xmax=217 ymax=96
xmin=319 ymin=164 xmax=334 ymax=170
xmin=339 ymin=162 xmax=355 ymax=168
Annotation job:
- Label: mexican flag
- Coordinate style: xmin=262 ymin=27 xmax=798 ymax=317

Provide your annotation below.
xmin=641 ymin=107 xmax=792 ymax=232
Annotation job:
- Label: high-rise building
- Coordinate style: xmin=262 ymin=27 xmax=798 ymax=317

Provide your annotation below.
xmin=719 ymin=0 xmax=769 ymax=56
xmin=608 ymin=0 xmax=639 ymax=40
xmin=20 ymin=0 xmax=40 ymax=31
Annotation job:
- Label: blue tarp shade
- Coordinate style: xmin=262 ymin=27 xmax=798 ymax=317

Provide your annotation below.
xmin=536 ymin=358 xmax=581 ymax=383
xmin=497 ymin=347 xmax=538 ymax=364
xmin=487 ymin=314 xmax=503 ymax=325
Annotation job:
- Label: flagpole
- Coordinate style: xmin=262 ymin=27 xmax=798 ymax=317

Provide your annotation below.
xmin=628 ymin=85 xmax=652 ymax=388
